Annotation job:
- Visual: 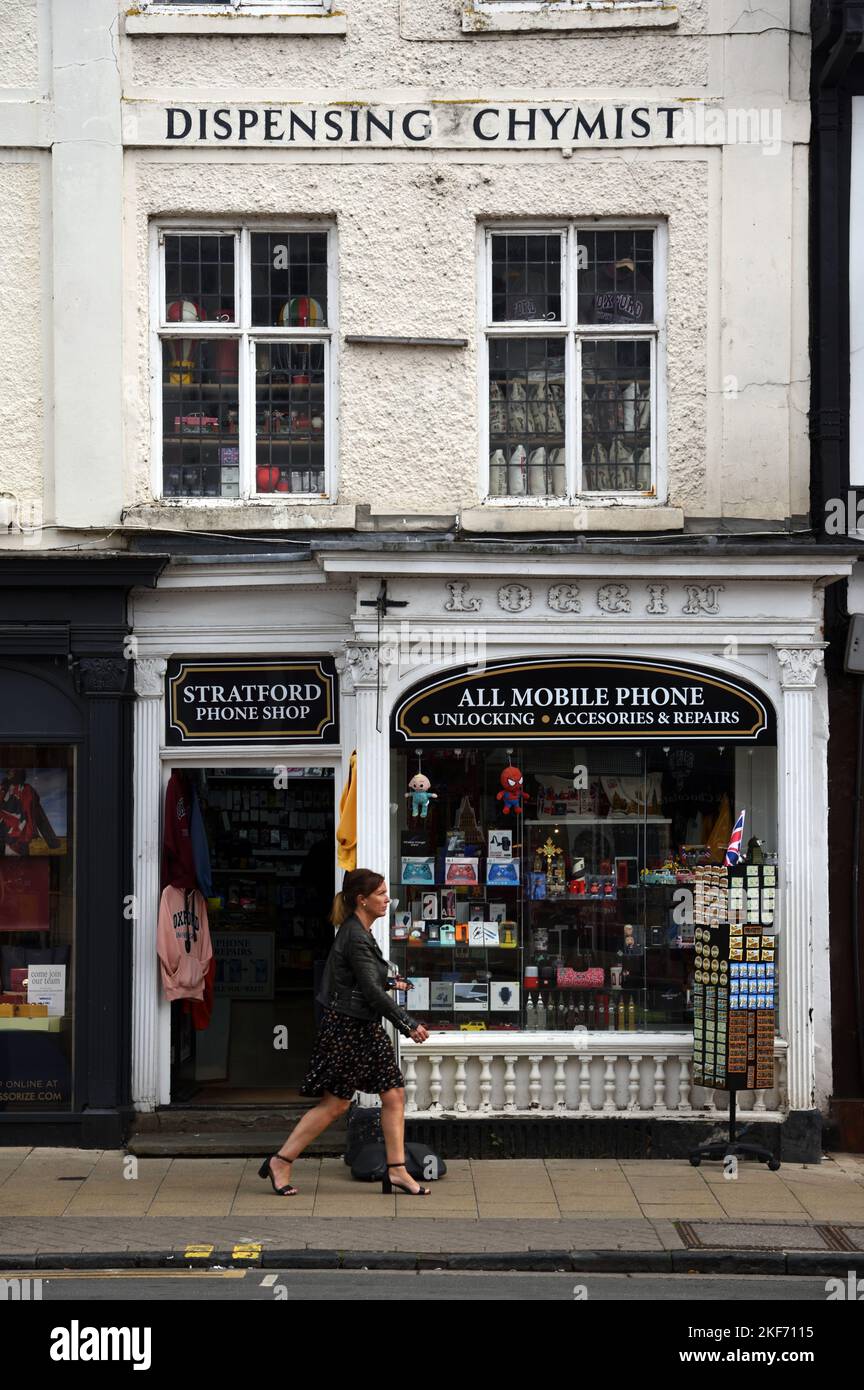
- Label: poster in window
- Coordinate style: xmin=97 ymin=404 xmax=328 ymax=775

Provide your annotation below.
xmin=406 ymin=977 xmax=430 ymax=1011
xmin=0 ymin=860 xmax=50 ymax=932
xmin=0 ymin=769 xmax=67 ymax=857
xmin=430 ymin=981 xmax=454 ymax=1011
xmin=454 ymin=982 xmax=489 ymax=1012
xmin=491 ymin=982 xmax=520 ymax=1012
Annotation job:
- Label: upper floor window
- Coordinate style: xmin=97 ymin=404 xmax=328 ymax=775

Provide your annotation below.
xmin=481 ymin=223 xmax=664 ymax=502
xmin=154 ymin=225 xmax=335 ymax=501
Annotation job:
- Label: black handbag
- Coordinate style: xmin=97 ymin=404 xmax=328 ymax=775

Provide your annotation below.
xmin=349 ymin=1140 xmax=447 ymax=1184
xmin=344 ymin=1103 xmax=384 ymax=1165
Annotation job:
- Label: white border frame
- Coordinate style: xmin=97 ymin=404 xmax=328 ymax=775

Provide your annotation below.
xmin=149 ymin=219 xmax=339 ymax=505
xmin=462 ymin=0 xmax=677 ymax=34
xmin=477 ymin=218 xmax=668 ymax=506
xmin=142 ymin=0 xmax=329 ymax=13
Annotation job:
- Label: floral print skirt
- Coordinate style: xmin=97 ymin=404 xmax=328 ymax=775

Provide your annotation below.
xmin=299 ymin=1008 xmax=405 ymax=1100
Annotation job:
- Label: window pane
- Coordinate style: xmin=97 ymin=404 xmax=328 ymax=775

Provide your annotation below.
xmin=389 ymin=740 xmax=778 ymax=1038
xmin=489 ymin=337 xmax=566 ymax=497
xmin=0 ymin=748 xmax=76 ymax=1111
xmin=581 ymin=339 xmax=651 ymax=493
xmin=251 ymin=232 xmax=328 ymax=328
xmin=577 ymin=229 xmax=654 ymax=325
xmin=491 ymin=233 xmax=562 ymax=322
xmin=162 ymin=339 xmax=240 ymax=498
xmin=164 ymin=234 xmax=235 ymax=324
xmin=255 ymin=342 xmax=326 ymax=494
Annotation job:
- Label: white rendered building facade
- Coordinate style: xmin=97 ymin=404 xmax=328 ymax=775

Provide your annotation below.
xmin=0 ymin=0 xmax=849 ymax=1156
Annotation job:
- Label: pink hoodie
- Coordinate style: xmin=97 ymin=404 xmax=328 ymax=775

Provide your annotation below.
xmin=157 ymin=886 xmax=213 ymax=1002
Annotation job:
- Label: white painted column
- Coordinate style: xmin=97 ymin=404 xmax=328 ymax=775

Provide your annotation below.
xmin=131 ymin=659 xmax=167 ymax=1111
xmin=346 ymin=644 xmax=394 ymax=957
xmin=52 ymin=0 xmax=124 ymax=526
xmin=776 ymin=647 xmax=825 ymax=1113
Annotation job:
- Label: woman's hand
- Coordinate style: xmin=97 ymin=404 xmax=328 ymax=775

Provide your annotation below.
xmin=410 ymin=1025 xmax=429 ymax=1043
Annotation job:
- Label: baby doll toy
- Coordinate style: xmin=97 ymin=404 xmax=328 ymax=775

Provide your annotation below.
xmin=497 ymin=765 xmax=529 ymax=816
xmin=406 ymin=772 xmax=437 ymax=820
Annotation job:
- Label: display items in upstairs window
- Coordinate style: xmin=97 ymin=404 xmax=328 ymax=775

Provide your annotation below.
xmin=159 ymin=227 xmax=330 ymax=500
xmin=497 ymin=764 xmax=528 ymax=815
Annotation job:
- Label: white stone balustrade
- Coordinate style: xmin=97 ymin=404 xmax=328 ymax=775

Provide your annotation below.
xmin=399 ymin=1035 xmax=788 ymax=1118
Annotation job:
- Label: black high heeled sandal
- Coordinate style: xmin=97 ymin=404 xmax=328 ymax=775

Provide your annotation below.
xmin=258 ymin=1154 xmax=298 ymax=1196
xmin=382 ymin=1161 xmax=430 ymax=1196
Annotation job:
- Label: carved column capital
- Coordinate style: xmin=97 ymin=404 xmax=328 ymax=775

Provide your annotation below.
xmin=346 ymin=643 xmax=395 ymax=689
xmin=134 ymin=658 xmax=168 ymax=699
xmin=76 ymin=657 xmax=131 ymax=696
xmin=776 ymin=647 xmax=825 ymax=689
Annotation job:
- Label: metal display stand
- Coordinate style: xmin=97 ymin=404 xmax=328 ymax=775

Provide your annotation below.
xmin=688 ymin=1090 xmax=781 ymax=1170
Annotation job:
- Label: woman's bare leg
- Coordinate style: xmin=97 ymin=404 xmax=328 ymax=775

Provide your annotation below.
xmin=380 ymin=1087 xmax=423 ymax=1193
xmin=268 ymin=1092 xmax=351 ymax=1187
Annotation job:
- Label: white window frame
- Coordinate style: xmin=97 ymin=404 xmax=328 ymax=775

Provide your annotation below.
xmin=477 ymin=219 xmax=667 ymax=506
xmin=463 ymin=0 xmax=677 ymax=35
xmin=144 ymin=1 xmax=330 ymax=13
xmin=150 ymin=220 xmax=338 ymax=504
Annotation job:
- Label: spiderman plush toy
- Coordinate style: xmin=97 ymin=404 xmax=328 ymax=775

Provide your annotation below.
xmin=497 ymin=765 xmax=529 ymax=816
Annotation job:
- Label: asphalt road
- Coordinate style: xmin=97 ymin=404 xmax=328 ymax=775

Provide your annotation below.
xmin=22 ymin=1270 xmax=837 ymax=1300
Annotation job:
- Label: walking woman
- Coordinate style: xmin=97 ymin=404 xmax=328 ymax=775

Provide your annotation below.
xmin=259 ymin=869 xmax=431 ymax=1197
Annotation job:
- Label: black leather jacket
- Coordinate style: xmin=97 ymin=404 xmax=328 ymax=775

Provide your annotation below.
xmin=317 ymin=915 xmax=418 ymax=1037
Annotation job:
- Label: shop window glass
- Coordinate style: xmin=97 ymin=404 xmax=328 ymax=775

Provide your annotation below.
xmin=581 ymin=338 xmax=652 ymax=493
xmin=157 ymin=225 xmax=332 ymax=500
xmin=254 ymin=341 xmax=326 ymax=496
xmin=0 ymin=747 xmax=75 ymax=1111
xmin=484 ymin=223 xmax=660 ymax=499
xmin=389 ymin=741 xmax=777 ymax=1036
xmin=250 ymin=232 xmax=328 ymax=328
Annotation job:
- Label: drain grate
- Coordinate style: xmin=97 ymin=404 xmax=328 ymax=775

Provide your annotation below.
xmin=816 ymin=1224 xmax=859 ymax=1252
xmin=675 ymin=1220 xmax=832 ymax=1251
xmin=676 ymin=1221 xmax=700 ymax=1249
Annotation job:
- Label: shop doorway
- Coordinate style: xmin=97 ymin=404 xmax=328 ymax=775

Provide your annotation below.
xmin=169 ymin=765 xmax=335 ymax=1104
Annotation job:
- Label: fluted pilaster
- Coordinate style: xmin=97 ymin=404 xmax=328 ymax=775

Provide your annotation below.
xmin=132 ymin=659 xmax=167 ymax=1110
xmin=776 ymin=647 xmax=824 ymax=1112
xmin=347 ymin=644 xmax=394 ymax=957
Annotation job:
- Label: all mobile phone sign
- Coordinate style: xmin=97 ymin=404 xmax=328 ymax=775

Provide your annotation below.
xmin=166 ymin=658 xmax=338 ymax=746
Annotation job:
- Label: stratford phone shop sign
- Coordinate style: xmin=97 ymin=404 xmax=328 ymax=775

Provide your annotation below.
xmin=166 ymin=658 xmax=338 ymax=746
xmin=393 ymin=658 xmax=775 ymax=743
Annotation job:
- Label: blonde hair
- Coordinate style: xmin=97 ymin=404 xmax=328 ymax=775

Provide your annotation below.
xmin=330 ymin=868 xmax=385 ymax=926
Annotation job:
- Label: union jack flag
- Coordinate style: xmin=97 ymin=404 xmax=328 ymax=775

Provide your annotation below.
xmin=725 ymin=810 xmax=746 ymax=867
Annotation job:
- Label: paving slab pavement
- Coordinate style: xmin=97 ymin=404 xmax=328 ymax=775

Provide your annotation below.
xmin=0 ymin=1149 xmax=862 ymax=1267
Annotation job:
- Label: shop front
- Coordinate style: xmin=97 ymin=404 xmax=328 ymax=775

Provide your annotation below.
xmin=129 ymin=562 xmax=354 ymax=1113
xmin=129 ymin=544 xmax=850 ymax=1159
xmin=0 ymin=554 xmax=164 ymax=1148
xmin=315 ymin=546 xmax=853 ymax=1162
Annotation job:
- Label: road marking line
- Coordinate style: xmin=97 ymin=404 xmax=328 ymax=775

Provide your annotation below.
xmin=184 ymin=1244 xmax=215 ymax=1259
xmin=5 ymin=1270 xmax=247 ymax=1280
xmin=232 ymin=1242 xmax=263 ymax=1260
xmin=260 ymin=1273 xmax=278 ymax=1286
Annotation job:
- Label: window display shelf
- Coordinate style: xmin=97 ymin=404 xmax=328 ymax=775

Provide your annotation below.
xmin=526 ymin=816 xmax=673 ymax=825
xmin=0 ymin=1017 xmax=64 ymax=1032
